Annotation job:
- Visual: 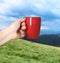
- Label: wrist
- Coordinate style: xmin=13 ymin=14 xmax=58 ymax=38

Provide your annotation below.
xmin=1 ymin=26 xmax=12 ymax=36
xmin=2 ymin=25 xmax=18 ymax=39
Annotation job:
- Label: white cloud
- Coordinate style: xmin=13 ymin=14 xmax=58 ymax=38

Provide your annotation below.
xmin=41 ymin=26 xmax=49 ymax=30
xmin=0 ymin=3 xmax=9 ymax=14
xmin=41 ymin=20 xmax=60 ymax=31
xmin=4 ymin=0 xmax=26 ymax=7
xmin=27 ymin=15 xmax=39 ymax=17
xmin=0 ymin=0 xmax=60 ymax=16
xmin=0 ymin=15 xmax=17 ymax=22
xmin=30 ymin=0 xmax=60 ymax=16
xmin=51 ymin=9 xmax=60 ymax=16
xmin=0 ymin=0 xmax=27 ymax=15
xmin=0 ymin=0 xmax=60 ymax=34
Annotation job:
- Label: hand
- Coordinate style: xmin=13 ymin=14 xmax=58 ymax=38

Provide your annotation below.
xmin=0 ymin=18 xmax=26 ymax=46
xmin=9 ymin=18 xmax=26 ymax=39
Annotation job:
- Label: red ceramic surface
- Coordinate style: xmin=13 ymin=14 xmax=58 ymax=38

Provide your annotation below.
xmin=25 ymin=17 xmax=41 ymax=39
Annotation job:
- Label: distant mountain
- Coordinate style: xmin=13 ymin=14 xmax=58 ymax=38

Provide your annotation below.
xmin=24 ymin=34 xmax=60 ymax=47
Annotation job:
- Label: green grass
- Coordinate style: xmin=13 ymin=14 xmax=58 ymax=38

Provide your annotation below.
xmin=0 ymin=39 xmax=60 ymax=63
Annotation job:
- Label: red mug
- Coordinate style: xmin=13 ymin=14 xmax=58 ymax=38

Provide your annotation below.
xmin=25 ymin=17 xmax=41 ymax=39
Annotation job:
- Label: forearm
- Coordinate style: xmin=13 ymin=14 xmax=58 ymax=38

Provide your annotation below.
xmin=0 ymin=26 xmax=13 ymax=46
xmin=0 ymin=18 xmax=25 ymax=46
xmin=0 ymin=33 xmax=12 ymax=46
xmin=0 ymin=26 xmax=11 ymax=40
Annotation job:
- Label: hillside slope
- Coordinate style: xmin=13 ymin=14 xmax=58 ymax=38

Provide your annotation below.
xmin=0 ymin=39 xmax=60 ymax=63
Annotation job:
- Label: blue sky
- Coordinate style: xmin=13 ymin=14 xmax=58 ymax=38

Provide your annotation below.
xmin=0 ymin=0 xmax=60 ymax=34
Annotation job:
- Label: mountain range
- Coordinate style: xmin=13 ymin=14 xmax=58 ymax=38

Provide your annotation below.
xmin=24 ymin=34 xmax=60 ymax=47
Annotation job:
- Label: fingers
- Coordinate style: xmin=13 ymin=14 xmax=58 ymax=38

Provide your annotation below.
xmin=21 ymin=22 xmax=26 ymax=26
xmin=20 ymin=23 xmax=26 ymax=38
xmin=20 ymin=30 xmax=25 ymax=38
xmin=21 ymin=22 xmax=26 ymax=30
xmin=17 ymin=22 xmax=26 ymax=38
xmin=17 ymin=18 xmax=26 ymax=38
xmin=17 ymin=18 xmax=26 ymax=31
xmin=17 ymin=18 xmax=26 ymax=24
xmin=20 ymin=30 xmax=25 ymax=35
xmin=17 ymin=30 xmax=25 ymax=38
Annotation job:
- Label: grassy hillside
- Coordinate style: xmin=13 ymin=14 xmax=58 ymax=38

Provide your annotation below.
xmin=0 ymin=39 xmax=60 ymax=63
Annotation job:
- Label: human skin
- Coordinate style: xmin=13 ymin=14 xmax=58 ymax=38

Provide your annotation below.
xmin=0 ymin=18 xmax=26 ymax=46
